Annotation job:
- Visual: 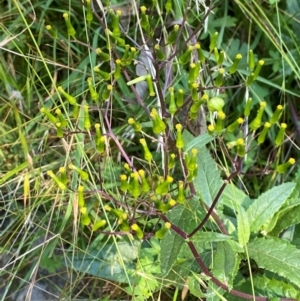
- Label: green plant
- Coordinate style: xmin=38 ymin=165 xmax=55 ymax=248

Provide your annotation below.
xmin=1 ymin=0 xmax=300 ymax=300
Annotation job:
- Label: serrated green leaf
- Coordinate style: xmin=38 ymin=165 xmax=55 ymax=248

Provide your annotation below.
xmin=222 ymin=182 xmax=252 ymax=211
xmin=160 ymin=199 xmax=199 ymax=276
xmin=247 ymin=182 xmax=295 ymax=232
xmin=271 ymin=204 xmax=300 ymax=236
xmin=188 ymin=274 xmax=206 ymax=298
xmin=211 ymin=241 xmax=239 ymax=290
xmin=195 ymin=147 xmax=223 ymax=206
xmin=184 ymin=132 xmax=214 ymax=152
xmin=182 ymin=131 xmax=222 ymax=206
xmin=248 ymin=237 xmax=300 ymax=288
xmin=253 ymin=275 xmax=300 ymax=299
xmin=237 ymin=206 xmax=250 ymax=246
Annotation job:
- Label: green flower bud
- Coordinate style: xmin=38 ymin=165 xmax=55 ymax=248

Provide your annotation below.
xmin=209 ymin=32 xmax=218 ymax=52
xmin=40 ymin=107 xmax=57 ymax=124
xmin=95 ymin=123 xmax=102 ymax=139
xmin=214 ymin=47 xmax=219 ymax=63
xmin=138 ymin=170 xmax=150 ymax=192
xmin=87 ymin=78 xmax=99 ymax=102
xmin=131 ymin=223 xmax=144 ymax=240
xmin=229 ymin=53 xmax=242 ymax=74
xmin=95 ymin=48 xmax=110 ymax=62
xmin=110 ymin=9 xmax=121 ymax=37
xmin=105 ymin=28 xmax=125 ymax=46
xmin=275 ymin=123 xmax=287 ymax=146
xmin=253 ymin=60 xmax=264 ymax=80
xmin=250 ymin=101 xmax=266 ymax=130
xmin=126 ymin=47 xmax=137 ymax=65
xmin=248 ymin=49 xmax=255 ymax=71
xmin=84 ymin=105 xmax=91 ymax=130
xmin=214 ymin=68 xmax=225 ymax=87
xmin=246 ymin=73 xmax=255 ymax=86
xmin=81 ymin=212 xmax=91 ymax=226
xmin=129 ymin=172 xmax=141 ymax=198
xmin=128 ymin=118 xmax=142 ymax=131
xmin=119 ymin=220 xmax=130 ymax=232
xmin=257 ymin=122 xmax=271 ymax=144
xmin=102 ymin=84 xmax=113 ymax=101
xmin=140 ymin=6 xmax=150 ymax=32
xmin=194 ymin=43 xmax=205 ymax=62
xmin=191 ymin=82 xmax=199 ymax=101
xmin=140 ymin=138 xmax=153 ymax=162
xmin=68 ymin=164 xmax=89 ymax=181
xmin=227 ymin=117 xmax=244 ymax=132
xmin=154 ymin=44 xmax=165 ymax=60
xmin=270 ymin=104 xmax=283 ymax=124
xmin=114 ymin=59 xmax=122 ymax=79
xmin=175 ymin=123 xmax=184 ymax=150
xmin=112 ymin=208 xmax=128 ymax=220
xmin=96 ymin=135 xmax=106 ymax=153
xmin=276 ymin=158 xmax=296 ymax=173
xmin=167 ymin=24 xmax=179 ymax=44
xmin=155 ymin=176 xmax=173 ymax=195
xmin=244 ymin=98 xmax=252 ymax=117
xmin=176 ymin=89 xmax=184 ymax=107
xmin=218 ymin=50 xmax=224 ymax=66
xmin=121 ymin=44 xmax=130 ymax=65
xmin=155 ymin=222 xmax=172 ymax=239
xmin=208 ymin=124 xmax=215 ymax=135
xmin=176 ymin=181 xmax=186 ymax=203
xmin=55 ymin=122 xmax=63 ymax=138
xmin=187 ymin=149 xmax=198 ymax=172
xmin=146 ymin=75 xmax=155 ymax=96
xmin=55 ymin=109 xmax=67 ymax=127
xmin=124 ymin=163 xmax=131 ymax=173
xmin=168 ymin=87 xmax=177 ymax=115
xmin=57 ymin=86 xmax=76 ymax=105
xmin=63 ymin=13 xmax=76 ymax=38
xmin=236 ymin=138 xmax=246 ymax=157
xmin=165 ymin=0 xmax=172 ymax=12
xmin=120 ymin=174 xmax=128 ymax=192
xmin=86 ymin=0 xmax=93 ymax=25
xmin=47 ymin=170 xmax=67 ymax=190
xmin=179 ymin=45 xmax=194 ymax=65
xmin=94 ymin=66 xmax=110 ymax=81
xmin=92 ymin=219 xmax=107 ymax=231
xmin=207 ymin=96 xmax=225 ymax=112
xmin=215 ymin=111 xmax=226 ymax=133
xmin=150 ymin=108 xmax=166 ymax=134
xmin=46 ymin=25 xmax=57 ymax=39
xmin=72 ymin=102 xmax=79 ymax=119
xmin=168 ymin=153 xmax=176 ymax=169
xmin=78 ymin=185 xmax=85 ymax=208
xmin=59 ymin=167 xmax=68 ymax=185
xmin=189 ymin=62 xmax=200 ymax=83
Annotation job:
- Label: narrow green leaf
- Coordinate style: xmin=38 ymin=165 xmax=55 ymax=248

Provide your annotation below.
xmin=237 ymin=206 xmax=250 ymax=246
xmin=211 ymin=241 xmax=239 ymax=290
xmin=248 ymin=237 xmax=300 ymax=288
xmin=160 ymin=199 xmax=199 ymax=276
xmin=247 ymin=182 xmax=295 ymax=232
